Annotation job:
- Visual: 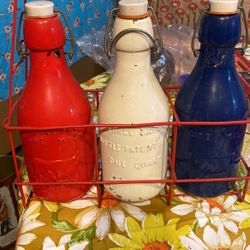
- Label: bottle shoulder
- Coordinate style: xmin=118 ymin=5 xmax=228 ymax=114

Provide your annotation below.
xmin=99 ymin=77 xmax=169 ymax=123
xmin=18 ymin=77 xmax=91 ymax=125
xmin=175 ymin=70 xmax=248 ymax=120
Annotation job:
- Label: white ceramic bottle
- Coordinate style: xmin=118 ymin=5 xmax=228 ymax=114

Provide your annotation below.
xmin=99 ymin=0 xmax=169 ymax=202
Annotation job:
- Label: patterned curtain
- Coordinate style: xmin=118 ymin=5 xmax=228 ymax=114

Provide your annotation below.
xmin=149 ymin=0 xmax=250 ymax=29
xmin=149 ymin=0 xmax=208 ymax=28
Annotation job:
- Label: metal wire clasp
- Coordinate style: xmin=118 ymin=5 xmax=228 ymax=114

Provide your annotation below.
xmin=55 ymin=9 xmax=75 ymax=59
xmin=16 ymin=11 xmax=27 ymax=60
xmin=104 ymin=6 xmax=163 ymax=59
xmin=16 ymin=9 xmax=75 ymax=60
xmin=191 ymin=8 xmax=207 ymax=58
xmin=191 ymin=1 xmax=249 ymax=57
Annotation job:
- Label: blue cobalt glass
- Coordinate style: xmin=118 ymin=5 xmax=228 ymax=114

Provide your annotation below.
xmin=175 ymin=12 xmax=248 ymax=197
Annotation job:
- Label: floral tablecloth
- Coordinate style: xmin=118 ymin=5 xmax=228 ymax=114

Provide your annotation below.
xmin=16 ymin=73 xmax=250 ymax=250
xmin=16 ymin=184 xmax=250 ymax=250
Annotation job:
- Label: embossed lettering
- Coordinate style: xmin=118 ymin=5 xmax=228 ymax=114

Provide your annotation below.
xmin=27 ymin=137 xmax=46 ymax=145
xmin=108 ymin=128 xmax=135 ymax=136
xmin=134 ymin=155 xmax=162 ymax=169
xmin=110 ymin=157 xmax=127 ymax=168
xmin=140 ymin=128 xmax=165 ymax=136
xmin=100 ymin=135 xmax=163 ymax=153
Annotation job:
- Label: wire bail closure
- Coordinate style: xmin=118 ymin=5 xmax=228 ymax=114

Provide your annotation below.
xmin=104 ymin=6 xmax=163 ymax=59
xmin=16 ymin=9 xmax=75 ymax=60
xmin=191 ymin=1 xmax=249 ymax=57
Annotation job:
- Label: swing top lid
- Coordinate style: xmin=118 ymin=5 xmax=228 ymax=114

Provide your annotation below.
xmin=119 ymin=0 xmax=148 ymax=16
xmin=209 ymin=0 xmax=238 ymax=14
xmin=25 ymin=1 xmax=54 ymax=17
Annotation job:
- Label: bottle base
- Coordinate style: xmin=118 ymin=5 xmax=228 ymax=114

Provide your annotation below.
xmin=176 ymin=181 xmax=234 ymax=198
xmin=33 ymin=184 xmax=92 ymax=202
xmin=105 ymin=183 xmax=165 ymax=203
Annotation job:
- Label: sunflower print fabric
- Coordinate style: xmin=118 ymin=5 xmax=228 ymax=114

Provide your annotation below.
xmin=16 ymin=184 xmax=250 ymax=250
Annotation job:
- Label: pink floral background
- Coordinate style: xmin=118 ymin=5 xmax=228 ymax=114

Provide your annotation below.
xmin=149 ymin=0 xmax=250 ymax=30
xmin=149 ymin=0 xmax=208 ymax=27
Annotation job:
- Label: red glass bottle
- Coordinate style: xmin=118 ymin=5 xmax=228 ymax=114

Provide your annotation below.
xmin=17 ymin=1 xmax=94 ymax=202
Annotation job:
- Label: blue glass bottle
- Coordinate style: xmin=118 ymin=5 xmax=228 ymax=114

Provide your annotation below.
xmin=175 ymin=11 xmax=248 ymax=197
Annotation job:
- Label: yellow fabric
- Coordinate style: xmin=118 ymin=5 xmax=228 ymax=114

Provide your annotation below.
xmin=15 ymin=184 xmax=250 ymax=250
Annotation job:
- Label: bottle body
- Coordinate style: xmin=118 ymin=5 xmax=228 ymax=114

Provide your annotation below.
xmin=175 ymin=13 xmax=248 ymax=197
xmin=99 ymin=12 xmax=169 ymax=202
xmin=17 ymin=15 xmax=94 ymax=202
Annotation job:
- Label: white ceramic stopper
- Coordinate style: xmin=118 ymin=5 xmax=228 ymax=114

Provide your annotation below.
xmin=25 ymin=1 xmax=54 ymax=17
xmin=209 ymin=0 xmax=238 ymax=13
xmin=119 ymin=0 xmax=148 ymax=16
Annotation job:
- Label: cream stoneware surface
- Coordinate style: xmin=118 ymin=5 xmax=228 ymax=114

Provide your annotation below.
xmin=99 ymin=0 xmax=169 ymax=202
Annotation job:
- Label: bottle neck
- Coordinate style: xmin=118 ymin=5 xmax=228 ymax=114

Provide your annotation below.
xmin=197 ymin=13 xmax=240 ymax=69
xmin=114 ymin=50 xmax=151 ymax=72
xmin=197 ymin=45 xmax=235 ymax=68
xmin=29 ymin=49 xmax=68 ymax=73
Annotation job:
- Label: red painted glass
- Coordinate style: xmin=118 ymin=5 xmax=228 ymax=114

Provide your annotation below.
xmin=17 ymin=14 xmax=94 ymax=202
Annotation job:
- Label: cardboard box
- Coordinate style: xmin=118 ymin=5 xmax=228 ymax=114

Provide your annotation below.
xmin=0 ymin=95 xmax=20 ymax=155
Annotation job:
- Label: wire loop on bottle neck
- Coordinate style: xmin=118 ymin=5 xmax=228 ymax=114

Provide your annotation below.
xmin=109 ymin=28 xmax=160 ymax=58
xmin=54 ymin=9 xmax=75 ymax=59
xmin=191 ymin=7 xmax=208 ymax=58
xmin=236 ymin=6 xmax=249 ymax=55
xmin=104 ymin=6 xmax=163 ymax=59
xmin=16 ymin=11 xmax=27 ymax=60
xmin=16 ymin=9 xmax=75 ymax=60
xmin=191 ymin=3 xmax=248 ymax=57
